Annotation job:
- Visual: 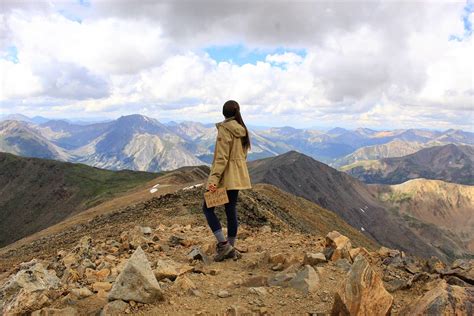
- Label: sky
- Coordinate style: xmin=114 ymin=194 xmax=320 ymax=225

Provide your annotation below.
xmin=0 ymin=0 xmax=473 ymax=130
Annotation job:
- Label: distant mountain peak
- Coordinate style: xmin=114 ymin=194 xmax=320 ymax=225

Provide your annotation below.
xmin=117 ymin=114 xmax=155 ymax=122
xmin=327 ymin=127 xmax=350 ymax=136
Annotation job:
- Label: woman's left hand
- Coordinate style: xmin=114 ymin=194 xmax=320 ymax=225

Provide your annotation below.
xmin=207 ymin=183 xmax=217 ymax=193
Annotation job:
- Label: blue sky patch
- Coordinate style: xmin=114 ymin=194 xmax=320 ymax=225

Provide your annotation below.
xmin=204 ymin=44 xmax=306 ymax=66
xmin=78 ymin=0 xmax=91 ymax=7
xmin=449 ymin=0 xmax=473 ymax=41
xmin=3 ymin=46 xmax=19 ymax=63
xmin=58 ymin=9 xmax=82 ymax=23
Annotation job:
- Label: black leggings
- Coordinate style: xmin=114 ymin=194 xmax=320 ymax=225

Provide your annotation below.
xmin=202 ymin=190 xmax=239 ymax=238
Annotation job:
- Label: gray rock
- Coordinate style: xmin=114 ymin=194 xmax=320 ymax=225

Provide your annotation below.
xmin=0 ymin=262 xmax=60 ymax=314
xmin=168 ymin=235 xmax=184 ymax=247
xmin=108 ymin=246 xmax=164 ymax=303
xmin=335 ymin=259 xmax=352 ymax=272
xmin=268 ymin=264 xmax=300 ymax=287
xmin=445 ymin=276 xmax=471 ymax=287
xmin=384 ymin=279 xmax=409 ymax=293
xmin=288 ymin=265 xmax=320 ymax=294
xmin=187 ymin=246 xmax=211 ymax=265
xmin=141 ymin=227 xmax=153 ymax=235
xmin=268 ymin=272 xmax=296 ymax=287
xmin=101 ymin=300 xmax=128 ymax=316
xmin=303 ymin=252 xmax=327 ymax=266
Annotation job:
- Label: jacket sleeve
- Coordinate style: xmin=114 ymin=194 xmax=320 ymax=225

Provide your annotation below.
xmin=207 ymin=126 xmax=233 ymax=186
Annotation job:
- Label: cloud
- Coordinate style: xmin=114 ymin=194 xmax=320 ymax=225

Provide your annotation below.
xmin=0 ymin=0 xmax=472 ymax=130
xmin=0 ymin=59 xmax=42 ymax=100
xmin=266 ymin=52 xmax=303 ymax=65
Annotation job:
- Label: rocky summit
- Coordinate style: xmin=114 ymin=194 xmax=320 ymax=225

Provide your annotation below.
xmin=0 ymin=225 xmax=472 ymax=315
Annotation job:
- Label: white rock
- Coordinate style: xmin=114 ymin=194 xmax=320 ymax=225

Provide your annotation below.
xmin=108 ymin=246 xmax=164 ymax=303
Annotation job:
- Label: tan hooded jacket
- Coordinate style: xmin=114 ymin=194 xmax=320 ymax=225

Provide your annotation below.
xmin=206 ymin=117 xmax=252 ymax=190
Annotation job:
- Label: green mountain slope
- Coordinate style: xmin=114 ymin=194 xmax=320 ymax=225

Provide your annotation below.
xmin=0 ymin=152 xmax=158 ymax=247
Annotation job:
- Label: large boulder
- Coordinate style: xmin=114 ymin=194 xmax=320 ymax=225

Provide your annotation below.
xmin=324 ymin=231 xmax=352 ymax=262
xmin=401 ymin=280 xmax=474 ymax=315
xmin=331 ymin=255 xmax=393 ymax=316
xmin=108 ymin=247 xmax=164 ymax=303
xmin=0 ymin=260 xmax=60 ymax=315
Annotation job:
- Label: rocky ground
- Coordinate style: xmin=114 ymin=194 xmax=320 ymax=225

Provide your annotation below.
xmin=0 ymin=221 xmax=473 ymax=315
xmin=0 ymin=185 xmax=473 ymax=315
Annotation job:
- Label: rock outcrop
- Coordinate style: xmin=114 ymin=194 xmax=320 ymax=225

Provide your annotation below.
xmin=331 ymin=255 xmax=393 ymax=316
xmin=401 ymin=280 xmax=474 ymax=315
xmin=0 ymin=260 xmax=60 ymax=314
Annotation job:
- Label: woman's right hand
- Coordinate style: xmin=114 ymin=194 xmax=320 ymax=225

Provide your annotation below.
xmin=207 ymin=183 xmax=217 ymax=193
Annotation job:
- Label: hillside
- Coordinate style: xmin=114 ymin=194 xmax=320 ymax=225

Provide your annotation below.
xmin=0 ymin=153 xmax=158 ymax=247
xmin=344 ymin=144 xmax=474 ymax=185
xmin=373 ymin=179 xmax=474 ymax=257
xmin=0 ymin=179 xmax=472 ymax=315
xmin=247 ymin=151 xmax=451 ymax=260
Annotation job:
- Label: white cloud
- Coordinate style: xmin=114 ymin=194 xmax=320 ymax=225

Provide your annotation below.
xmin=0 ymin=0 xmax=472 ymax=130
xmin=0 ymin=60 xmax=42 ymax=100
xmin=266 ymin=52 xmax=303 ymax=65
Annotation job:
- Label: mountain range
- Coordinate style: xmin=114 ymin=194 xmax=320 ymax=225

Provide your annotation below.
xmin=3 ymin=148 xmax=470 ymax=261
xmin=343 ymin=144 xmax=474 ymax=185
xmin=373 ymin=178 xmax=474 ymax=257
xmin=1 ymin=114 xmax=473 ymax=174
xmin=247 ymin=151 xmax=473 ymax=261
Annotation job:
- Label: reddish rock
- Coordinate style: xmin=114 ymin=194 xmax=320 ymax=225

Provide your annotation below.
xmin=331 ymin=255 xmax=393 ymax=316
xmin=324 ymin=231 xmax=352 ymax=262
xmin=349 ymin=247 xmax=371 ymax=261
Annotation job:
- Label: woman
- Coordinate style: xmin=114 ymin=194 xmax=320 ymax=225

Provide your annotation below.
xmin=203 ymin=100 xmax=252 ymax=262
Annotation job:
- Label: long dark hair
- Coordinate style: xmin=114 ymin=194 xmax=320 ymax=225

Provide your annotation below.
xmin=222 ymin=100 xmax=251 ymax=150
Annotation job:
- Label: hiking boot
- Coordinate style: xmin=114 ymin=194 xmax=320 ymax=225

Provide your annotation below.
xmin=214 ymin=241 xmax=234 ymax=262
xmin=229 ymin=248 xmax=242 ymax=261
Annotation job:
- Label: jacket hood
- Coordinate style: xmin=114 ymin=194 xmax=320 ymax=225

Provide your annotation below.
xmin=216 ymin=117 xmax=247 ymax=138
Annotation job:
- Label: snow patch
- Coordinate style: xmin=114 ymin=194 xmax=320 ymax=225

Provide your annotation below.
xmin=359 ymin=208 xmax=366 ymax=213
xmin=150 ymin=188 xmax=158 ymax=194
xmin=361 ymin=227 xmax=365 ymax=231
xmin=183 ymin=183 xmax=204 ymax=191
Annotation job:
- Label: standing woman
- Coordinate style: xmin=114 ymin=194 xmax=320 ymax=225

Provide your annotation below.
xmin=203 ymin=100 xmax=252 ymax=262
